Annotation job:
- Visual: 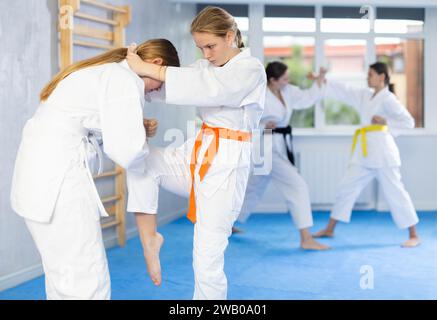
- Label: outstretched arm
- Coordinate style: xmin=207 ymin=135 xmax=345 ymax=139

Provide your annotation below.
xmin=287 ymin=67 xmax=327 ymax=111
xmin=127 ymin=43 xmax=266 ymax=109
xmin=323 ymin=80 xmax=368 ymax=112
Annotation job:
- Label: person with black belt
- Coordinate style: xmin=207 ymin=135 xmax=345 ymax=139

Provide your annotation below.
xmin=234 ymin=61 xmax=330 ymax=250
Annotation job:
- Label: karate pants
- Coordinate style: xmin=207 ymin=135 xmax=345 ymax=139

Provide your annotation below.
xmin=24 ymin=163 xmax=111 ymax=300
xmin=127 ymin=140 xmax=248 ymax=300
xmin=238 ymin=152 xmax=313 ymax=229
xmin=331 ymin=164 xmax=419 ymax=229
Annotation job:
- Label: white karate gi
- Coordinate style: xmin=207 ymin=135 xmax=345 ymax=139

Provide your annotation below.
xmin=10 ymin=60 xmax=148 ymax=299
xmin=127 ymin=48 xmax=266 ymax=300
xmin=325 ymin=81 xmax=419 ymax=229
xmin=237 ymin=83 xmax=323 ymax=228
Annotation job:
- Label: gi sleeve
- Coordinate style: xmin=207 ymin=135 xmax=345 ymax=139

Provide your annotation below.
xmin=288 ymin=83 xmax=323 ymax=110
xmin=324 ymin=80 xmax=369 ymax=111
xmin=100 ymin=67 xmax=149 ymax=173
xmin=382 ymin=94 xmax=415 ymax=131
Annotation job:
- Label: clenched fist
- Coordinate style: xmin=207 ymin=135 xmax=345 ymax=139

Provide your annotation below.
xmin=371 ymin=115 xmax=387 ymax=125
xmin=265 ymin=121 xmax=277 ymax=129
xmin=144 ymin=118 xmax=158 ymax=138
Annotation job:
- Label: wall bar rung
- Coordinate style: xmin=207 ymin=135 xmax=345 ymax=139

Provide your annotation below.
xmin=75 ymin=11 xmax=118 ymax=26
xmin=73 ymin=39 xmax=115 ymax=50
xmin=101 ymin=195 xmax=122 ymax=204
xmin=94 ymin=169 xmax=122 ymax=179
xmin=74 ymin=24 xmax=114 ymax=41
xmin=101 ymin=220 xmax=120 ymax=229
xmin=81 ymin=0 xmax=128 ymax=14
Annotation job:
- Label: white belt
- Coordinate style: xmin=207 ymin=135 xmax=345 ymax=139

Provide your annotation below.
xmin=80 ymin=135 xmax=109 ymax=218
xmin=36 ymin=104 xmax=109 ymax=218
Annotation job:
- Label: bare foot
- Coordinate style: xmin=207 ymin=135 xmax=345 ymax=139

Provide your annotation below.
xmin=143 ymin=232 xmax=164 ymax=286
xmin=401 ymin=237 xmax=420 ymax=248
xmin=301 ymin=237 xmax=331 ymax=250
xmin=232 ymin=227 xmax=244 ymax=234
xmin=312 ymin=229 xmax=334 ymax=238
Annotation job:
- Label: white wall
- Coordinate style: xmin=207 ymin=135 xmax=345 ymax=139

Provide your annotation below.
xmin=0 ymin=0 xmax=196 ymax=291
xmin=0 ymin=0 xmax=58 ymax=293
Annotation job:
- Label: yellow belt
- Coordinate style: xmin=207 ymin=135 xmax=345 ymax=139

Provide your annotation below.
xmin=351 ymin=124 xmax=388 ymax=157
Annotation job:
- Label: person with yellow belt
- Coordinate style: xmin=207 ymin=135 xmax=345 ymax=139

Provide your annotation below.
xmin=125 ymin=6 xmax=266 ymax=299
xmin=313 ymin=62 xmax=420 ymax=248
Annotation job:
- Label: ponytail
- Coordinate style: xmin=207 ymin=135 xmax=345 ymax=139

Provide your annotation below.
xmin=388 ymin=83 xmax=395 ymax=94
xmin=235 ymin=29 xmax=245 ymax=48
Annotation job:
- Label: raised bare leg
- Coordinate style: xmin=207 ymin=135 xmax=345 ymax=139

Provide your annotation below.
xmin=135 ymin=213 xmax=164 ymax=286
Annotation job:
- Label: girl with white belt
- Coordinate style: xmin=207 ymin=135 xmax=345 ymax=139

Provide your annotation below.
xmin=10 ymin=39 xmax=180 ymax=299
xmin=313 ymin=62 xmax=420 ymax=248
xmin=125 ymin=6 xmax=266 ymax=299
xmin=234 ymin=61 xmax=330 ymax=250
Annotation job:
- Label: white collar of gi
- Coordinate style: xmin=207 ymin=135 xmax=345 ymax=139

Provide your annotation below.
xmin=220 ymin=47 xmax=251 ymax=67
xmin=119 ymin=59 xmax=136 ymax=75
xmin=371 ymin=86 xmax=390 ymax=101
xmin=118 ymin=59 xmax=145 ymax=88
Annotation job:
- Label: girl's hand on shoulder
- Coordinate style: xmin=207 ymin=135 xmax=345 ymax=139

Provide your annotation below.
xmin=126 ymin=43 xmax=148 ymax=76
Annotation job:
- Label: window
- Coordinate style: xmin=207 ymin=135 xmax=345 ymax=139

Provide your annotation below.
xmin=235 ymin=17 xmax=249 ymax=32
xmin=323 ymin=39 xmax=366 ymax=126
xmin=263 ymin=17 xmax=316 ymax=33
xmin=374 ymin=7 xmax=425 ymax=127
xmin=263 ymin=36 xmax=316 ymax=128
xmin=376 ymin=38 xmax=424 ymax=127
xmin=321 ymin=6 xmax=370 ymax=33
xmin=264 ymin=5 xmax=316 ymax=33
xmin=262 ymin=6 xmax=316 ymax=128
xmin=205 ymin=3 xmax=426 ymax=129
xmin=375 ymin=8 xmax=424 ymax=34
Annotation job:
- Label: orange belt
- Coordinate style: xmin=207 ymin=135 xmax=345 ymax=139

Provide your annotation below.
xmin=187 ymin=123 xmax=252 ymax=223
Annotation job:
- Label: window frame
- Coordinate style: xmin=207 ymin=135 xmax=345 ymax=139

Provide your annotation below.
xmin=245 ymin=4 xmax=426 ymax=133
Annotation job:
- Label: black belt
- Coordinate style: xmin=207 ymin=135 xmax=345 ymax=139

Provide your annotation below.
xmin=271 ymin=125 xmax=295 ymax=165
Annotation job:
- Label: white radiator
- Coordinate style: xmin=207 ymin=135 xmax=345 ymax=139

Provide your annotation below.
xmin=253 ymin=148 xmax=375 ymax=213
xmin=296 ymin=149 xmax=374 ymax=206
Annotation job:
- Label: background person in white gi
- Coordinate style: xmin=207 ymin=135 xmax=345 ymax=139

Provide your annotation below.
xmin=10 ymin=39 xmax=180 ymax=300
xmin=234 ymin=61 xmax=329 ymax=250
xmin=313 ymin=62 xmax=420 ymax=248
xmin=126 ymin=6 xmax=266 ymax=299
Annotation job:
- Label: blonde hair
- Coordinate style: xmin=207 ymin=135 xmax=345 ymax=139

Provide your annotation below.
xmin=190 ymin=6 xmax=244 ymax=49
xmin=40 ymin=39 xmax=180 ymax=102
